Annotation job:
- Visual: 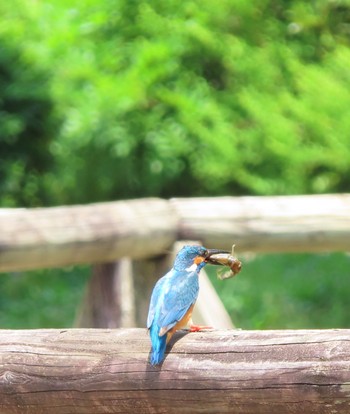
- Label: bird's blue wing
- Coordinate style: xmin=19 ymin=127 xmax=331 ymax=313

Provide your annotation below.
xmin=147 ymin=270 xmax=171 ymax=329
xmin=148 ymin=268 xmax=199 ymax=334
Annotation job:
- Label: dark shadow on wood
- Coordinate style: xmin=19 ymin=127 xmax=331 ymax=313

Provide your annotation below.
xmin=145 ymin=329 xmax=190 ymax=370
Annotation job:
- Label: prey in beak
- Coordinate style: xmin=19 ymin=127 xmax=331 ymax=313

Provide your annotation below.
xmin=205 ymin=246 xmax=242 ymax=280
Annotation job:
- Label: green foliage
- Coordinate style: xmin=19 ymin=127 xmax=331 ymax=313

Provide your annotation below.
xmin=1 ymin=2 xmax=349 ymax=330
xmin=0 ymin=266 xmax=90 ymax=328
xmin=0 ymin=38 xmax=56 ymax=206
xmin=209 ymin=252 xmax=350 ymax=329
xmin=1 ymin=0 xmax=350 ymax=206
xmin=1 ymin=253 xmax=348 ymax=329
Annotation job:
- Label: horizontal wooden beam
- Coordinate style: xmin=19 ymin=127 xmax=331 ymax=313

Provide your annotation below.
xmin=1 ymin=329 xmax=349 ymax=413
xmin=172 ymin=194 xmax=350 ymax=253
xmin=0 ymin=198 xmax=178 ymax=272
xmin=1 ymin=194 xmax=350 ymax=272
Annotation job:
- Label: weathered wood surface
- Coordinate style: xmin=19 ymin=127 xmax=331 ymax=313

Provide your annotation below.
xmin=1 ymin=328 xmax=350 ymax=414
xmin=0 ymin=198 xmax=178 ymax=272
xmin=74 ymin=262 xmax=124 ymax=328
xmin=1 ymin=194 xmax=350 ymax=272
xmin=75 ymin=259 xmax=137 ymax=329
xmin=172 ymin=194 xmax=350 ymax=253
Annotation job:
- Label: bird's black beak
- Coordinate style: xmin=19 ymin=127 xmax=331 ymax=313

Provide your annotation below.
xmin=205 ymin=249 xmax=230 ymax=264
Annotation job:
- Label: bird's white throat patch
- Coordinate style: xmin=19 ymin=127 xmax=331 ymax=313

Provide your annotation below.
xmin=185 ymin=263 xmax=198 ymax=272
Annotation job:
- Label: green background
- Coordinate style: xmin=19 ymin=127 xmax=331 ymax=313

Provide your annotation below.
xmin=1 ymin=0 xmax=349 ymax=329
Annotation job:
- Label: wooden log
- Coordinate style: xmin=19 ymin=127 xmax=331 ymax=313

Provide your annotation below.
xmin=1 ymin=329 xmax=350 ymax=414
xmin=75 ymin=262 xmax=120 ymax=328
xmin=74 ymin=259 xmax=136 ymax=329
xmin=171 ymin=194 xmax=350 ymax=253
xmin=2 ymin=194 xmax=350 ymax=273
xmin=117 ymin=259 xmax=137 ymax=328
xmin=0 ymin=198 xmax=179 ymax=272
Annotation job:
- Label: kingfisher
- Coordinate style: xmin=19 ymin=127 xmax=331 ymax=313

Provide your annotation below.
xmin=147 ymin=245 xmax=228 ymax=365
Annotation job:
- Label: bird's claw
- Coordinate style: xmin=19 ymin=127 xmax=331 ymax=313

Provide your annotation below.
xmin=189 ymin=324 xmax=213 ymax=332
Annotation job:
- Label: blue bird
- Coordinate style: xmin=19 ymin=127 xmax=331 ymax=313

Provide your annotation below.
xmin=147 ymin=245 xmax=228 ymax=365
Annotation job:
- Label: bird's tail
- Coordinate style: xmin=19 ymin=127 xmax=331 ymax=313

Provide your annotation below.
xmin=149 ymin=323 xmax=167 ymax=366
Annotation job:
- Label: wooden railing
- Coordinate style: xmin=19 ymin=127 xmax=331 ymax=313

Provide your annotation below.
xmin=1 ymin=194 xmax=350 ymax=413
xmin=1 ymin=194 xmax=350 ymax=272
xmin=1 ymin=328 xmax=350 ymax=414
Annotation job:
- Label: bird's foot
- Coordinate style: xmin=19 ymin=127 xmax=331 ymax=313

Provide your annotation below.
xmin=189 ymin=324 xmax=213 ymax=332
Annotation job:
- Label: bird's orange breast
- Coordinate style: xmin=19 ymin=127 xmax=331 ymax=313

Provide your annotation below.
xmin=166 ymin=303 xmax=195 ymax=344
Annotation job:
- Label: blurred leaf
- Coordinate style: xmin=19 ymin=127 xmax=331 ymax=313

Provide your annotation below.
xmin=2 ymin=0 xmax=350 ymax=204
xmin=208 ymin=252 xmax=350 ymax=329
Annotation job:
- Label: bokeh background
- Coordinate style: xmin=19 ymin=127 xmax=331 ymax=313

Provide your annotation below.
xmin=1 ymin=0 xmax=349 ymax=329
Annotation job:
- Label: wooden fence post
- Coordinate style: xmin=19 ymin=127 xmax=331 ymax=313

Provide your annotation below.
xmin=132 ymin=254 xmax=170 ymax=327
xmin=77 ymin=239 xmax=233 ymax=331
xmin=74 ymin=259 xmax=136 ymax=328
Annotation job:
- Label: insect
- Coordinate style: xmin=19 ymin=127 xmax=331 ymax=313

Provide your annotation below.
xmin=207 ymin=245 xmax=242 ymax=280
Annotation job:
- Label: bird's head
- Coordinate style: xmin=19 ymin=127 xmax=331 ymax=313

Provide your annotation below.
xmin=174 ymin=245 xmax=229 ymax=273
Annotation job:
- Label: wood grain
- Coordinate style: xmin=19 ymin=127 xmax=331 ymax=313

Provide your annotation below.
xmin=0 ymin=198 xmax=178 ymax=272
xmin=1 ymin=328 xmax=349 ymax=413
xmin=1 ymin=194 xmax=350 ymax=272
xmin=172 ymin=194 xmax=350 ymax=253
